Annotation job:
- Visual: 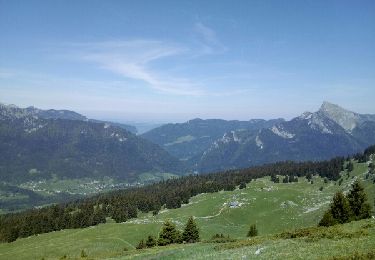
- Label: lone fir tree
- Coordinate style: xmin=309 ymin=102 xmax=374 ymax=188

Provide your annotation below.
xmin=182 ymin=216 xmax=200 ymax=243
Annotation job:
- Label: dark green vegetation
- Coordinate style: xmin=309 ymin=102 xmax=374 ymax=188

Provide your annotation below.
xmin=143 ymin=102 xmax=375 ymax=173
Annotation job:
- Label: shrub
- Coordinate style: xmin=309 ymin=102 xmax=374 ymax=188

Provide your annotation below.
xmin=136 ymin=239 xmax=146 ymax=249
xmin=209 ymin=233 xmax=236 ymax=243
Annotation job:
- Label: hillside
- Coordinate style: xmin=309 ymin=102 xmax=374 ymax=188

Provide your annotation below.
xmin=197 ymin=102 xmax=375 ymax=173
xmin=0 ymin=156 xmax=373 ymax=259
xmin=0 ymin=103 xmax=182 ymax=183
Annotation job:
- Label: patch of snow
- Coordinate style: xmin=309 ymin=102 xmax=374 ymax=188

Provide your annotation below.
xmin=271 ymin=126 xmax=295 ymax=139
xmin=231 ymin=131 xmax=241 ymax=142
xmin=300 ymin=112 xmax=313 ymax=120
xmin=104 ymin=123 xmax=110 ymax=129
xmin=221 ymin=133 xmax=232 ymax=144
xmin=255 ymin=135 xmax=263 ymax=149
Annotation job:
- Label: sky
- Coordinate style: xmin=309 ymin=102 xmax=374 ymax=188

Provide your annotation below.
xmin=0 ymin=0 xmax=374 ymax=123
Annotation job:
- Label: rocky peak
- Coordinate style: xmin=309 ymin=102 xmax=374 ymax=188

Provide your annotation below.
xmin=318 ymin=101 xmax=359 ymax=132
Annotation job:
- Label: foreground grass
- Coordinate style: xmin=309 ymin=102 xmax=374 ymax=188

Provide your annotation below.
xmin=117 ymin=219 xmax=375 ymax=260
xmin=0 ymin=160 xmax=374 ymax=259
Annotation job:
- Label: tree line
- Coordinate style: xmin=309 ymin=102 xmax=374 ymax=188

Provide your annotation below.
xmin=1 ymin=144 xmax=373 ymax=243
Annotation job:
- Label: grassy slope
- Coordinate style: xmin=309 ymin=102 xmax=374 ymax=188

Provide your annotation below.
xmin=0 ymin=159 xmax=374 ymax=260
xmin=119 ymin=219 xmax=375 ymax=260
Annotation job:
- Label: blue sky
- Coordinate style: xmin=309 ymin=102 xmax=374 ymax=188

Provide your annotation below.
xmin=0 ymin=0 xmax=374 ymax=122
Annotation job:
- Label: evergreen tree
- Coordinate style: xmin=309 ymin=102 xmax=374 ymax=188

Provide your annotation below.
xmin=145 ymin=235 xmax=156 ymax=248
xmin=330 ymin=191 xmax=351 ymax=224
xmin=182 ymin=216 xmax=200 ymax=243
xmin=347 ymin=180 xmax=371 ymax=220
xmin=247 ymin=224 xmax=258 ymax=237
xmin=157 ymin=220 xmax=181 ymax=246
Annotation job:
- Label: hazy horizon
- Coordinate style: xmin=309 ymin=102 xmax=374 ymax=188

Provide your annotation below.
xmin=1 ymin=1 xmax=374 ymax=123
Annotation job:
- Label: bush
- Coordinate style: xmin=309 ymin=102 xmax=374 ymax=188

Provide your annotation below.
xmin=209 ymin=233 xmax=236 ymax=243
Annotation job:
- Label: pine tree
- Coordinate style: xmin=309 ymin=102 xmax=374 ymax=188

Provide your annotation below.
xmin=145 ymin=235 xmax=156 ymax=248
xmin=247 ymin=224 xmax=258 ymax=237
xmin=329 ymin=191 xmax=351 ymax=224
xmin=182 ymin=216 xmax=200 ymax=243
xmin=347 ymin=180 xmax=371 ymax=220
xmin=157 ymin=220 xmax=181 ymax=246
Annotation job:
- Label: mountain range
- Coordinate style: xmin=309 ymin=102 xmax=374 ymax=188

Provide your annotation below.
xmin=1 ymin=101 xmax=374 ymax=183
xmin=0 ymin=103 xmax=181 ymax=183
xmin=143 ymin=102 xmax=375 ymax=173
xmin=23 ymin=105 xmax=137 ymax=134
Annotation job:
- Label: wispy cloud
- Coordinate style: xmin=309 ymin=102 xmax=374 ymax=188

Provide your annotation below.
xmin=69 ymin=40 xmax=205 ymax=96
